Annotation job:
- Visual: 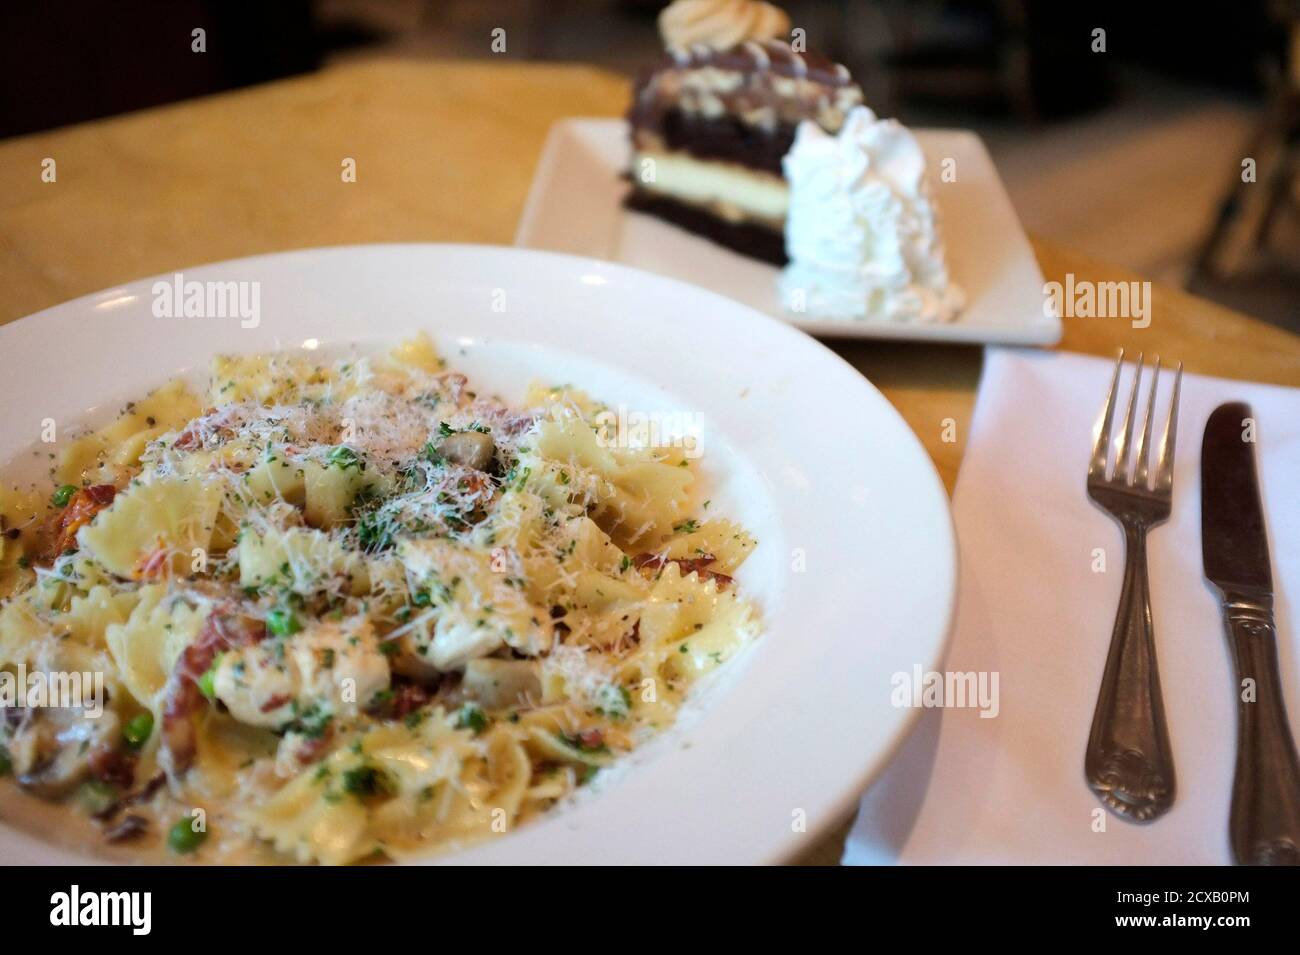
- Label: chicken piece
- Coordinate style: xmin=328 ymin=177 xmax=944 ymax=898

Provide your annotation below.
xmin=10 ymin=706 xmax=125 ymax=799
xmin=160 ymin=606 xmax=266 ymax=776
xmin=211 ymin=616 xmax=390 ymax=730
xmin=398 ymin=538 xmax=552 ymax=671
xmin=462 ymin=658 xmax=542 ymax=708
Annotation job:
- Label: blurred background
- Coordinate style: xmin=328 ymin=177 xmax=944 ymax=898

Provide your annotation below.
xmin=2 ymin=0 xmax=1296 ymax=330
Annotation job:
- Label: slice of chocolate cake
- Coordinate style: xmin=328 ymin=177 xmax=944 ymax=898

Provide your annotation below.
xmin=626 ymin=0 xmax=864 ymax=265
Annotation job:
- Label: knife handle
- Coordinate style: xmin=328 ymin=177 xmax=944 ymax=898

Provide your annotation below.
xmin=1223 ymin=596 xmax=1300 ymax=865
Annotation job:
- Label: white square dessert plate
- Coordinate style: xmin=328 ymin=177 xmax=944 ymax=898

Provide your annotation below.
xmin=0 ymin=244 xmax=956 ymax=865
xmin=516 ymin=118 xmax=1061 ymax=346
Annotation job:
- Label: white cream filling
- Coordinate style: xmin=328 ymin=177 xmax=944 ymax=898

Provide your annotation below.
xmin=779 ymin=106 xmax=963 ymax=323
xmin=631 ymin=150 xmax=788 ymax=225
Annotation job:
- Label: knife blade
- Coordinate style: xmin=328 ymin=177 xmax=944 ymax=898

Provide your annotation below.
xmin=1200 ymin=401 xmax=1300 ymax=866
xmin=1201 ymin=401 xmax=1272 ymax=594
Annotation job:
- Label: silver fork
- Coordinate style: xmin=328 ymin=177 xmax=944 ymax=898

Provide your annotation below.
xmin=1084 ymin=350 xmax=1183 ymax=823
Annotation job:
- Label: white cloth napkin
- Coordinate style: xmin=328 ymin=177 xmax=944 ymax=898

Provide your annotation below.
xmin=844 ymin=347 xmax=1300 ymax=865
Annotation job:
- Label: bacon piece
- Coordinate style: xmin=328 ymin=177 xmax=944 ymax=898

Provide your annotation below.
xmin=366 ymin=681 xmax=430 ymax=722
xmin=88 ymin=744 xmax=136 ymax=790
xmin=577 ymin=728 xmax=605 ymax=750
xmin=440 ymin=372 xmax=469 ymax=403
xmin=93 ymin=768 xmax=168 ymax=823
xmin=499 ymin=412 xmax=538 ymax=437
xmin=290 ymin=730 xmax=334 ymax=767
xmin=259 ymin=693 xmax=291 ymax=714
xmin=135 ymin=546 xmax=170 ymax=580
xmin=463 ymin=396 xmax=537 ymax=440
xmin=632 ymin=552 xmax=733 ymax=586
xmin=172 ymin=407 xmax=221 ymax=450
xmin=129 ymin=771 xmax=167 ymax=805
xmin=84 ymin=484 xmax=116 ymax=505
xmin=619 ymin=618 xmax=640 ymax=652
xmin=433 ymin=467 xmax=496 ymax=529
xmin=451 ymin=470 xmax=491 ymax=497
xmin=172 ymin=429 xmax=201 ymax=451
xmin=390 ymin=682 xmax=430 ymax=721
xmin=161 ymin=606 xmax=267 ymax=775
xmin=103 ymin=814 xmax=148 ymax=844
xmin=47 ymin=484 xmax=116 ymax=557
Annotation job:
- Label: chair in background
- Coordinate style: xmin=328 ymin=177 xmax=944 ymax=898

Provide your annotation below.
xmin=1190 ymin=0 xmax=1300 ymax=283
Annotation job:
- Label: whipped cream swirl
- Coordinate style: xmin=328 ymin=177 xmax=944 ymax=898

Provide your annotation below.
xmin=659 ymin=0 xmax=790 ymax=51
xmin=779 ymin=106 xmax=963 ymax=324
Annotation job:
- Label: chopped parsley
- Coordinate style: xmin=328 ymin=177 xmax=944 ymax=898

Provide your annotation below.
xmin=327 ymin=445 xmax=361 ymax=470
xmin=455 ymin=702 xmax=489 ymax=735
xmin=595 ymin=684 xmax=632 ymax=719
xmin=341 ymin=765 xmax=393 ymax=799
xmin=266 ymin=606 xmax=301 ymax=636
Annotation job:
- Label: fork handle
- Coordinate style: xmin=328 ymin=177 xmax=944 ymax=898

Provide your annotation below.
xmin=1085 ymin=524 xmax=1177 ymax=822
xmin=1221 ymin=594 xmax=1300 ymax=865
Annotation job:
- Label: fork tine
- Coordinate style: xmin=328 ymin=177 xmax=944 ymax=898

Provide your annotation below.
xmin=1134 ymin=356 xmax=1161 ymax=488
xmin=1089 ymin=349 xmax=1124 ymax=477
xmin=1113 ymin=353 xmax=1143 ymax=484
xmin=1154 ymin=361 xmax=1182 ymax=493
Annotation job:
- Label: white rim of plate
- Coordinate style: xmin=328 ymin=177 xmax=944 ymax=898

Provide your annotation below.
xmin=0 ymin=244 xmax=958 ymax=865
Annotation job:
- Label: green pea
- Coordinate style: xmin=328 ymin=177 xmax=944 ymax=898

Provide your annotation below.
xmin=51 ymin=484 xmax=78 ymax=507
xmin=167 ymin=815 xmax=208 ymax=854
xmin=197 ymin=655 xmax=222 ymax=699
xmin=123 ymin=712 xmax=154 ymax=749
xmin=77 ymin=780 xmax=118 ymax=815
xmin=266 ymin=607 xmax=301 ymax=636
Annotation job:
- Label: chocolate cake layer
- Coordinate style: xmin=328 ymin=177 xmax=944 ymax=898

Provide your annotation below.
xmin=637 ymin=109 xmax=797 ymax=174
xmin=651 ymin=40 xmax=855 ymax=89
xmin=624 ymin=190 xmax=788 ymax=265
xmin=629 ymin=39 xmax=864 ymax=138
xmin=623 ymin=38 xmax=864 ymax=265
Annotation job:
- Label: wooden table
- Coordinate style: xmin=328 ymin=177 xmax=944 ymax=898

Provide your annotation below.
xmin=2 ymin=59 xmax=1297 ymax=864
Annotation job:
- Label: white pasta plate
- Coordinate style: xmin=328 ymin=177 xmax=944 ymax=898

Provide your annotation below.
xmin=0 ymin=244 xmax=955 ymax=864
xmin=516 ymin=118 xmax=1062 ymax=346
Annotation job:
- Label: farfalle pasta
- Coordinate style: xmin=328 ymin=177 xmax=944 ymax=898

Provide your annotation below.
xmin=0 ymin=336 xmax=758 ymax=863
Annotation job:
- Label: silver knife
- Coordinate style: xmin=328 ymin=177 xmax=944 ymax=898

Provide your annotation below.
xmin=1201 ymin=401 xmax=1300 ymax=865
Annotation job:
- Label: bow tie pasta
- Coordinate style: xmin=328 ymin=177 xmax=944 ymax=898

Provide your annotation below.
xmin=0 ymin=336 xmax=758 ymax=863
